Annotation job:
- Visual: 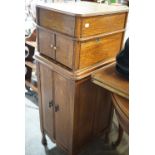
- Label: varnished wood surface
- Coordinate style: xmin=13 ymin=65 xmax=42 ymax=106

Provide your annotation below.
xmin=56 ymin=33 xmax=74 ymax=68
xmin=73 ymin=78 xmax=112 ymax=154
xmin=39 ymin=64 xmax=55 ymax=140
xmin=111 ymin=94 xmax=129 ymax=134
xmin=81 ymin=13 xmax=127 ymax=37
xmin=37 ymin=7 xmax=127 ymax=38
xmin=38 ymin=28 xmax=55 ymax=59
xmin=36 ymin=2 xmax=128 ymax=17
xmin=37 ymin=7 xmax=75 ymax=36
xmin=37 ymin=24 xmax=125 ymax=42
xmin=112 ymin=94 xmax=129 ymax=118
xmin=79 ymin=32 xmax=124 ymax=69
xmin=54 ymin=72 xmax=74 ymax=150
xmin=35 ymin=53 xmax=114 ymax=80
xmin=91 ymin=62 xmax=129 ymax=146
xmin=37 ymin=3 xmax=128 ymax=71
xmin=91 ymin=62 xmax=129 ymax=99
xmin=37 ymin=62 xmax=113 ymax=155
xmin=37 ymin=26 xmax=124 ymax=70
xmin=36 ymin=3 xmax=128 ymax=154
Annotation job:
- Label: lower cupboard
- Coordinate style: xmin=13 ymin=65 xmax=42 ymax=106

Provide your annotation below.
xmin=37 ymin=61 xmax=113 ymax=155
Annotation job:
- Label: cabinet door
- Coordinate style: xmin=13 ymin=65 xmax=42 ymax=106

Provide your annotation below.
xmin=39 ymin=64 xmax=55 ymax=139
xmin=55 ymin=34 xmax=74 ymax=69
xmin=54 ymin=72 xmax=74 ymax=150
xmin=38 ymin=28 xmax=55 ymax=59
xmin=79 ymin=32 xmax=123 ymax=69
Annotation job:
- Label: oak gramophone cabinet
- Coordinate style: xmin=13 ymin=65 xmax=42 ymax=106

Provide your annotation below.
xmin=35 ymin=2 xmax=128 ymax=155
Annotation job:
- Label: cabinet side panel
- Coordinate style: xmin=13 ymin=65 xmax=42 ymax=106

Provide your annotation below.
xmin=73 ymin=78 xmax=98 ymax=151
xmin=38 ymin=8 xmax=75 ymax=36
xmin=92 ymin=86 xmax=112 ymax=136
xmin=39 ymin=64 xmax=55 ymax=139
xmin=73 ymin=77 xmax=112 ymax=152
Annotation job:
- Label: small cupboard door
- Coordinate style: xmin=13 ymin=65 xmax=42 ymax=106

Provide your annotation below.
xmin=39 ymin=64 xmax=55 ymax=139
xmin=38 ymin=28 xmax=55 ymax=59
xmin=55 ymin=34 xmax=74 ymax=69
xmin=53 ymin=72 xmax=73 ymax=150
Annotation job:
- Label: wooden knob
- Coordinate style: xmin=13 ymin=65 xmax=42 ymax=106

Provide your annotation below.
xmin=50 ymin=44 xmax=54 ymax=48
xmin=53 ymin=46 xmax=57 ymax=50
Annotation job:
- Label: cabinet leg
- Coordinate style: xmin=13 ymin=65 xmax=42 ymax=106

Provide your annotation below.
xmin=41 ymin=132 xmax=47 ymax=146
xmin=112 ymin=124 xmax=123 ymax=148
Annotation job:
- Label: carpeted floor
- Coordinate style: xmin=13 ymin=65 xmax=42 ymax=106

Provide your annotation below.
xmin=25 ymin=91 xmax=129 ymax=155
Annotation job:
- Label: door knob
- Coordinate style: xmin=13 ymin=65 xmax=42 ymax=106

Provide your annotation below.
xmin=49 ymin=100 xmax=54 ymax=108
xmin=53 ymin=46 xmax=57 ymax=50
xmin=50 ymin=44 xmax=54 ymax=48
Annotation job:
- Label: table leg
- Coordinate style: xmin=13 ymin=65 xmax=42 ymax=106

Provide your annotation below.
xmin=112 ymin=124 xmax=123 ymax=148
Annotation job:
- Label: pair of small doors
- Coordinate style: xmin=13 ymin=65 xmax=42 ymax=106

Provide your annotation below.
xmin=38 ymin=63 xmax=73 ymax=150
xmin=37 ymin=28 xmax=74 ymax=69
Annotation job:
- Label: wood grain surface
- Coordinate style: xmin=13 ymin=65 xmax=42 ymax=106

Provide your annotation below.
xmin=37 ymin=62 xmax=113 ymax=155
xmin=79 ymin=32 xmax=124 ymax=69
xmin=112 ymin=94 xmax=129 ymax=134
xmin=92 ymin=62 xmax=129 ymax=99
xmin=81 ymin=13 xmax=127 ymax=37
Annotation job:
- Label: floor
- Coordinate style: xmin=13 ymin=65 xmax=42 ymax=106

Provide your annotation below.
xmin=25 ymin=91 xmax=129 ymax=155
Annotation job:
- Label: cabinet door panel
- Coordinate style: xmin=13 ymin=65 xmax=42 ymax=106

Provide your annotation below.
xmin=81 ymin=13 xmax=126 ymax=37
xmin=56 ymin=34 xmax=74 ymax=69
xmin=38 ymin=28 xmax=55 ymax=59
xmin=40 ymin=64 xmax=55 ymax=139
xmin=79 ymin=32 xmax=123 ymax=69
xmin=54 ymin=72 xmax=73 ymax=150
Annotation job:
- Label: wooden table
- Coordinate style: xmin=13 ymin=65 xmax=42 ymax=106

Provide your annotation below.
xmin=91 ymin=62 xmax=129 ymax=147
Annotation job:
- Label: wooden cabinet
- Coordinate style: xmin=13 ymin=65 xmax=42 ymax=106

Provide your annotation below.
xmin=35 ymin=2 xmax=128 ymax=155
xmin=36 ymin=59 xmax=113 ymax=154
xmin=36 ymin=2 xmax=128 ymax=70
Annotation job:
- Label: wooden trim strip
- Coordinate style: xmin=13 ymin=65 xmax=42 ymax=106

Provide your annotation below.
xmin=35 ymin=53 xmax=75 ymax=80
xmin=37 ymin=25 xmax=126 ymax=42
xmin=92 ymin=79 xmax=129 ymax=99
xmin=35 ymin=53 xmax=116 ymax=80
xmin=78 ymin=29 xmax=125 ymax=42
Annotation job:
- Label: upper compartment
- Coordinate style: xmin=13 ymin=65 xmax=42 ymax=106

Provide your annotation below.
xmin=36 ymin=2 xmax=128 ymax=38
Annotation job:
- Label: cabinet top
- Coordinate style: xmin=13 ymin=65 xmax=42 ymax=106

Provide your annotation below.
xmin=36 ymin=2 xmax=129 ymax=17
